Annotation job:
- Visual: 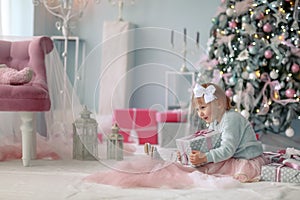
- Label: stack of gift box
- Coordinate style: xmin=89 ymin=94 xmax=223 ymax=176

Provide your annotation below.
xmin=113 ymin=108 xmax=158 ymax=145
xmin=261 ymin=148 xmax=300 ymax=183
xmin=112 ymin=109 xmax=188 ymax=146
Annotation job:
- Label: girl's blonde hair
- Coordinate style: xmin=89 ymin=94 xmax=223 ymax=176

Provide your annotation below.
xmin=192 ymin=83 xmax=231 ymax=111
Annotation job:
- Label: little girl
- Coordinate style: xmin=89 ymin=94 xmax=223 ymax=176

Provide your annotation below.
xmin=178 ymin=82 xmax=268 ymax=182
xmin=85 ymin=83 xmax=268 ymax=188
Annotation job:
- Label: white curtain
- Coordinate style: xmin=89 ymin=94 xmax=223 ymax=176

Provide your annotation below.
xmin=0 ymin=0 xmax=33 ymax=37
xmin=0 ymin=0 xmax=12 ymax=35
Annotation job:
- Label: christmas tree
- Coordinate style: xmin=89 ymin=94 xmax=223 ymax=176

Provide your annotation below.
xmin=202 ymin=0 xmax=300 ymax=137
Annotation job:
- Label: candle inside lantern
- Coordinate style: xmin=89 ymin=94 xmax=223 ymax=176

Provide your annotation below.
xmin=196 ymin=31 xmax=200 ymax=45
xmin=171 ymin=29 xmax=174 ymax=47
xmin=184 ymin=28 xmax=187 ymax=43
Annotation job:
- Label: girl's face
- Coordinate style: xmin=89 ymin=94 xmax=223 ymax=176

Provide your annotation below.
xmin=195 ymin=98 xmax=220 ymax=123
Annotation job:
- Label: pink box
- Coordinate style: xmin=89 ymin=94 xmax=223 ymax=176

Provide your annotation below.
xmin=113 ymin=109 xmax=158 ymax=144
xmin=156 ymin=110 xmax=187 ymax=123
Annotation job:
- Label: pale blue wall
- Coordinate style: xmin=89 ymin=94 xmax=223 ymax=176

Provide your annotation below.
xmin=33 ymin=0 xmax=220 ymax=111
xmin=2 ymin=0 xmax=295 ymax=142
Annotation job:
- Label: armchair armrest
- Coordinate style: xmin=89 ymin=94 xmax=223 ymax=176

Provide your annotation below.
xmin=28 ymin=36 xmax=54 ymax=90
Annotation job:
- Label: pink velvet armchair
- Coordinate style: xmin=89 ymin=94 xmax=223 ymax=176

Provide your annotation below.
xmin=0 ymin=36 xmax=53 ymax=166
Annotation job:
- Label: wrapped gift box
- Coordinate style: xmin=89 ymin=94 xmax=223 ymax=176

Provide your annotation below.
xmin=156 ymin=110 xmax=187 ymax=123
xmin=113 ymin=109 xmax=158 ymax=144
xmin=261 ymin=163 xmax=300 ymax=183
xmin=176 ymin=130 xmax=222 ymax=165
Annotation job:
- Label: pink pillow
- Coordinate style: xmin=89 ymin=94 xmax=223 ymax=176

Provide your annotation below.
xmin=0 ymin=64 xmax=33 ymax=85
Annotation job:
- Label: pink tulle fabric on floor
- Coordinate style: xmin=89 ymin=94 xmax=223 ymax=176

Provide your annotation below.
xmin=84 ymin=156 xmax=242 ymax=189
xmin=0 ymin=135 xmax=61 ymax=161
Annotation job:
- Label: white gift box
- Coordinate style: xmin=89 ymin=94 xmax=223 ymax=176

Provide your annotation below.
xmin=176 ymin=130 xmax=221 ymax=165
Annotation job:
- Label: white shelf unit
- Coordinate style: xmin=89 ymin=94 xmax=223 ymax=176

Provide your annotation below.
xmin=165 ymin=71 xmax=195 ymax=110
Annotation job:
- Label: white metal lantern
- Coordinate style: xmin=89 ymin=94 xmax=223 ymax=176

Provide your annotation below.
xmin=107 ymin=123 xmax=124 ymax=160
xmin=73 ymin=106 xmax=98 ymax=160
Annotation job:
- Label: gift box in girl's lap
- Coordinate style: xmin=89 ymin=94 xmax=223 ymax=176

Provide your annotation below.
xmin=176 ymin=130 xmax=221 ymax=165
xmin=113 ymin=109 xmax=158 ymax=144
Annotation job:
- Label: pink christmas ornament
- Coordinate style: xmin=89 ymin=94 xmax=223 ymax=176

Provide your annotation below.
xmin=285 ymin=88 xmax=296 ymax=98
xmin=229 ymin=21 xmax=237 ymax=29
xmin=264 ymin=50 xmax=273 ymax=59
xmin=256 ymin=12 xmax=264 ymax=20
xmin=263 ymin=23 xmax=272 ymax=33
xmin=225 ymin=88 xmax=233 ymax=97
xmin=291 ymin=63 xmax=300 ymax=73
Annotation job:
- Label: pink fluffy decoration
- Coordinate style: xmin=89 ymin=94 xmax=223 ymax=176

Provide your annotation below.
xmin=84 ymin=156 xmax=241 ymax=189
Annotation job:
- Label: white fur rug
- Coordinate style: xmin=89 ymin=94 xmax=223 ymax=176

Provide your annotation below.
xmin=0 ymin=151 xmax=299 ymax=200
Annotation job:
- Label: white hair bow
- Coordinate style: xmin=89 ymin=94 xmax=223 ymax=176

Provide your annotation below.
xmin=193 ymin=84 xmax=217 ymax=103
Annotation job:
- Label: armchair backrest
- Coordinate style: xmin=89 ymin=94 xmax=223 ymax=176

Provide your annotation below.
xmin=0 ymin=36 xmax=53 ymax=88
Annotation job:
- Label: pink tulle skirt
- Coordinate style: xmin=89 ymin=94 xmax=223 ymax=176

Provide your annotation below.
xmin=194 ymin=155 xmax=269 ymax=182
xmin=84 ymin=155 xmax=268 ymax=189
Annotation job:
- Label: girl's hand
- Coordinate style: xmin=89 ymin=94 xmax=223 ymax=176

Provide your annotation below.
xmin=176 ymin=151 xmax=181 ymax=162
xmin=189 ymin=150 xmax=207 ymax=166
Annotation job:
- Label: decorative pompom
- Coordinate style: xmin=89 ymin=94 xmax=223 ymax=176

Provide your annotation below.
xmin=270 ymin=70 xmax=279 ymax=79
xmin=241 ymin=110 xmax=250 ymax=119
xmin=285 ymin=127 xmax=295 ymax=137
xmin=232 ymin=94 xmax=241 ymax=103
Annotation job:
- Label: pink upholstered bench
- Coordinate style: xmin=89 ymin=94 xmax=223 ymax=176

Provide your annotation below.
xmin=0 ymin=36 xmax=53 ymax=166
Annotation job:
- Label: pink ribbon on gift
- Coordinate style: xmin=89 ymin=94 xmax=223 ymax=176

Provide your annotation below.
xmin=272 ymin=161 xmax=300 ymax=182
xmin=194 ymin=129 xmax=214 ymax=150
xmin=275 ymin=164 xmax=284 ymax=182
xmin=284 ymin=161 xmax=300 ymax=171
xmin=177 ymin=140 xmax=190 ymax=165
xmin=194 ymin=129 xmax=214 ymax=137
xmin=268 ymin=163 xmax=284 ymax=182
